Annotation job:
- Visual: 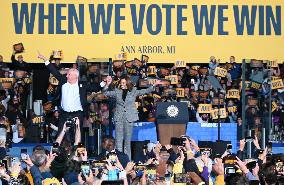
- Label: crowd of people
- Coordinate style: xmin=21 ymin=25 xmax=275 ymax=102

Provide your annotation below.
xmin=0 ymin=50 xmax=283 ymax=184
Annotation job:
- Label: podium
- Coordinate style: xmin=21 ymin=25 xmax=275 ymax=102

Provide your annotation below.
xmin=156 ymin=102 xmax=189 ymax=145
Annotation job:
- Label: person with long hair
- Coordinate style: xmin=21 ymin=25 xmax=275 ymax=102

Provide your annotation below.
xmin=102 ymin=75 xmax=161 ymax=159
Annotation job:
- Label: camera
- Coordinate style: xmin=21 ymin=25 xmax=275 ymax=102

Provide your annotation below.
xmin=66 ymin=118 xmax=75 ymax=127
xmin=170 ymin=137 xmax=186 ymax=146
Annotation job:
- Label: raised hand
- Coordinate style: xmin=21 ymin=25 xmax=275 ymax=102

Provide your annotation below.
xmin=38 ymin=53 xmax=47 ymax=61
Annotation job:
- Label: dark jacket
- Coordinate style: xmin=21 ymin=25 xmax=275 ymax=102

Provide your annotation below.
xmin=46 ymin=63 xmax=96 ymax=115
xmin=11 ymin=54 xmax=31 ymax=72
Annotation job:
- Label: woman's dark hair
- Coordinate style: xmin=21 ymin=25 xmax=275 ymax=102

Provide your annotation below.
xmin=18 ymin=171 xmax=31 ymax=185
xmin=119 ymin=75 xmax=133 ymax=91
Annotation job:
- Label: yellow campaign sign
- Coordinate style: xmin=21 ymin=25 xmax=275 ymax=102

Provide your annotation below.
xmin=176 ymin=88 xmax=185 ymax=97
xmin=148 ymin=66 xmax=156 ymax=75
xmin=227 ymin=89 xmax=240 ymax=99
xmin=272 ymin=76 xmax=281 ymax=81
xmin=0 ymin=78 xmax=16 ymax=89
xmin=240 ymin=81 xmax=251 ymax=90
xmin=211 ymin=108 xmax=227 ymax=119
xmin=115 ymin=52 xmax=127 ymax=61
xmin=175 ymin=60 xmax=186 ymax=68
xmin=227 ymin=106 xmax=237 ymax=113
xmin=32 ymin=116 xmax=45 ymax=124
xmin=165 ymin=75 xmax=179 ymax=84
xmin=214 ymin=67 xmax=228 ymax=77
xmin=52 ymin=50 xmax=63 ymax=59
xmin=0 ymin=1 xmax=284 ymax=63
xmin=272 ymin=101 xmax=277 ymax=112
xmin=272 ymin=79 xmax=284 ymax=90
xmin=267 ymin=60 xmax=278 ymax=68
xmin=147 ymin=78 xmax=157 ymax=85
xmin=251 ymin=81 xmax=262 ymax=89
xmin=198 ymin=104 xmax=212 ymax=113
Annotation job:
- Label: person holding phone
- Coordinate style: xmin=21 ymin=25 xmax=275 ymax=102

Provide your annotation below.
xmin=102 ymin=75 xmax=162 ymax=159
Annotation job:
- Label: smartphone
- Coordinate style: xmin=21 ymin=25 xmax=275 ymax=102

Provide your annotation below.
xmin=170 ymin=137 xmax=185 ymax=146
xmin=174 ymin=173 xmax=190 ymax=183
xmin=225 ymin=166 xmax=236 ymax=174
xmin=52 ymin=142 xmax=59 ymax=154
xmin=107 ymin=152 xmax=117 ymax=165
xmin=276 ymin=159 xmax=283 ymax=173
xmin=245 ymin=136 xmax=253 ymax=142
xmin=20 ymin=149 xmax=28 ymax=160
xmin=10 ymin=157 xmax=20 ymax=167
xmin=81 ymin=161 xmax=90 ymax=176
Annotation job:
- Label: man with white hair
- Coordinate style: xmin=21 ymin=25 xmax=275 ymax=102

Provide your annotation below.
xmin=38 ymin=54 xmax=96 ymax=143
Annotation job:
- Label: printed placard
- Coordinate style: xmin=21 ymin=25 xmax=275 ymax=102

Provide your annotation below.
xmin=271 ymin=79 xmax=284 ymax=90
xmin=272 ymin=101 xmax=278 ymax=112
xmin=32 ymin=116 xmax=45 ymax=125
xmin=115 ymin=52 xmax=127 ymax=61
xmin=251 ymin=81 xmax=262 ymax=90
xmin=0 ymin=78 xmax=15 ymax=89
xmin=165 ymin=75 xmax=178 ymax=84
xmin=13 ymin=43 xmax=24 ymax=53
xmin=240 ymin=81 xmax=251 ymax=90
xmin=227 ymin=89 xmax=240 ymax=99
xmin=148 ymin=78 xmax=157 ymax=85
xmin=191 ymin=65 xmax=200 ymax=71
xmin=211 ymin=108 xmax=227 ymax=119
xmin=176 ymin=88 xmax=185 ymax=97
xmin=148 ymin=66 xmax=156 ymax=76
xmin=250 ymin=59 xmax=263 ymax=68
xmin=272 ymin=76 xmax=281 ymax=81
xmin=49 ymin=75 xmax=59 ymax=85
xmin=198 ymin=104 xmax=212 ymax=113
xmin=267 ymin=60 xmax=278 ymax=68
xmin=126 ymin=67 xmax=137 ymax=74
xmin=214 ymin=67 xmax=227 ymax=77
xmin=52 ymin=50 xmax=63 ymax=59
xmin=76 ymin=55 xmax=87 ymax=63
xmin=227 ymin=106 xmax=237 ymax=113
xmin=141 ymin=55 xmax=149 ymax=63
xmin=175 ymin=60 xmax=186 ymax=68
